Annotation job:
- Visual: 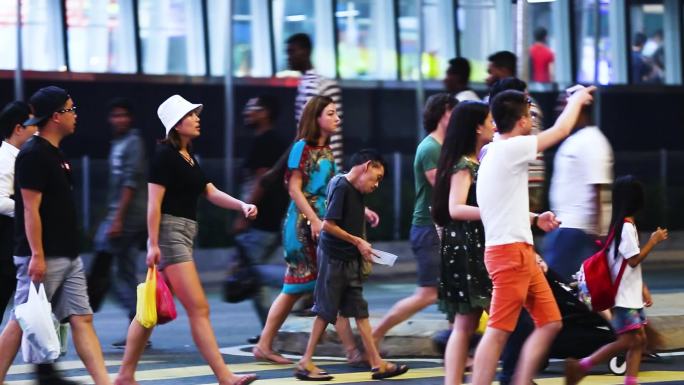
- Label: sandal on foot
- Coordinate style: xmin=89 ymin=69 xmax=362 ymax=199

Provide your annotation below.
xmin=253 ymin=346 xmax=293 ymax=364
xmin=231 ymin=374 xmax=258 ymax=385
xmin=371 ymin=362 xmax=409 ymax=380
xmin=294 ymin=363 xmax=333 ymax=381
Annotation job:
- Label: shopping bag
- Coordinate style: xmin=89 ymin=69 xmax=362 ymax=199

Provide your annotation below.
xmin=15 ymin=283 xmax=61 ymax=363
xmin=156 ymin=270 xmax=176 ymax=324
xmin=476 ymin=311 xmax=489 ymax=335
xmin=135 ymin=267 xmax=157 ymax=328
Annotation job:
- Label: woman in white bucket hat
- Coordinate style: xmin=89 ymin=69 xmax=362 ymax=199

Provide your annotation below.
xmin=114 ymin=95 xmax=258 ymax=385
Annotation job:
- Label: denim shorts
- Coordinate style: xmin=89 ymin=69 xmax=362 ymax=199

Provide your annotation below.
xmin=12 ymin=256 xmax=92 ymax=322
xmin=409 ymin=224 xmax=441 ymax=287
xmin=158 ymin=214 xmax=197 ymax=270
xmin=611 ymin=307 xmax=647 ymax=334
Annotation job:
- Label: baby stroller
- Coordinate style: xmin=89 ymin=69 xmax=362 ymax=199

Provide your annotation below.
xmin=546 ymin=269 xmax=626 ymax=375
xmin=432 ymin=269 xmax=626 ymax=375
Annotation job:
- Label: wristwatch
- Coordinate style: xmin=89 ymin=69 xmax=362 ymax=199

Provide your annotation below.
xmin=532 ymin=214 xmax=539 ymax=228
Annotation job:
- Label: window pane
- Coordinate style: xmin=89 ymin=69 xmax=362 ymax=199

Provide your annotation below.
xmin=0 ymin=0 xmax=66 ymax=71
xmin=138 ymin=0 xmax=206 ymax=75
xmin=397 ymin=0 xmax=455 ymax=81
xmin=336 ymin=0 xmax=397 ymax=80
xmin=527 ymin=3 xmax=555 ymax=83
xmin=66 ymin=0 xmax=136 ymax=73
xmin=272 ymin=0 xmax=335 ymax=78
xmin=574 ymin=0 xmax=613 ymax=84
xmin=208 ymin=0 xmax=271 ymax=77
xmin=457 ymin=0 xmax=498 ymax=83
xmin=629 ymin=1 xmax=665 ymax=84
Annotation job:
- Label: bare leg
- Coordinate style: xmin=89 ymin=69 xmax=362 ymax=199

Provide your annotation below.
xmin=69 ymin=314 xmax=112 ymax=385
xmin=565 ymin=329 xmax=640 ymax=385
xmin=0 ymin=320 xmax=22 ymax=382
xmin=334 ymin=317 xmax=360 ymax=359
xmin=164 ymin=262 xmax=252 ymax=385
xmin=300 ymin=317 xmax=329 ymax=363
xmin=254 ymin=292 xmax=302 ymax=358
xmin=625 ymin=329 xmax=646 ymax=378
xmin=372 ymin=286 xmax=437 ymax=345
xmin=356 ymin=318 xmax=384 ymax=368
xmin=471 ymin=327 xmax=510 ymax=385
xmin=511 ymin=321 xmax=561 ymax=385
xmin=444 ymin=311 xmax=481 ymax=385
xmin=114 ymin=319 xmax=153 ymax=385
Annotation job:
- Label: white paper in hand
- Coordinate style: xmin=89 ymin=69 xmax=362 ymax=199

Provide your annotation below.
xmin=371 ymin=249 xmax=398 ymax=266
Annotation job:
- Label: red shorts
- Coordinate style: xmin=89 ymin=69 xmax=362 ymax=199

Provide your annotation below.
xmin=484 ymin=242 xmax=561 ymax=332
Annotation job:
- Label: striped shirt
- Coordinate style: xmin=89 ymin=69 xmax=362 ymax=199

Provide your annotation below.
xmin=295 ymin=69 xmax=344 ymax=170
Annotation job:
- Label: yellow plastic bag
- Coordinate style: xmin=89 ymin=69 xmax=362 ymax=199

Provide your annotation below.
xmin=135 ymin=267 xmax=157 ymax=328
xmin=476 ymin=311 xmax=489 ymax=335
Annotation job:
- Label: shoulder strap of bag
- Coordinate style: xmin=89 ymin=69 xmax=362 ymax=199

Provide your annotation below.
xmin=614 ymin=258 xmax=629 ymax=288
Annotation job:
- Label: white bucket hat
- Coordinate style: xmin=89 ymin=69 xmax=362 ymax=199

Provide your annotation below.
xmin=157 ymin=95 xmax=203 ymax=136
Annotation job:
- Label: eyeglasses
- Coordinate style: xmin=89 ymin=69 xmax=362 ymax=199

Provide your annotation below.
xmin=57 ymin=106 xmax=77 ymax=114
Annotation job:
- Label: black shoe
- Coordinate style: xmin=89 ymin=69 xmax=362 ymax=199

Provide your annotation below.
xmin=36 ymin=364 xmax=80 ymax=385
xmin=112 ymin=339 xmax=152 ymax=349
xmin=291 ymin=308 xmax=317 ymax=317
xmin=247 ymin=335 xmax=260 ymax=344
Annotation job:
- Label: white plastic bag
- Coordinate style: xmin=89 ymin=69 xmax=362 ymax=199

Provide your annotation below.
xmin=14 ymin=283 xmax=61 ymax=363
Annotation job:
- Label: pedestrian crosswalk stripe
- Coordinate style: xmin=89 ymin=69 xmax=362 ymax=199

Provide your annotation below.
xmin=5 ymin=361 xmax=345 ymax=385
xmin=7 ymin=360 xmax=159 ymax=375
xmin=6 ymin=360 xmax=684 ymax=385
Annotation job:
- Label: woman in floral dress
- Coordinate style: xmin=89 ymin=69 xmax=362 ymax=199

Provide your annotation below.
xmin=253 ymin=95 xmax=358 ymax=365
xmin=432 ymin=101 xmax=495 ymax=385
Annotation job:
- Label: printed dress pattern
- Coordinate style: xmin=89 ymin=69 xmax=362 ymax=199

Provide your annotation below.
xmin=282 ymin=139 xmax=338 ymax=294
xmin=438 ymin=157 xmax=492 ymax=320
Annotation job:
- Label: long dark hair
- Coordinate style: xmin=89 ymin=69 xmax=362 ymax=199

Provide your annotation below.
xmin=297 ymin=95 xmax=334 ymax=145
xmin=609 ymin=175 xmax=645 ymax=260
xmin=432 ymin=101 xmax=489 ymax=227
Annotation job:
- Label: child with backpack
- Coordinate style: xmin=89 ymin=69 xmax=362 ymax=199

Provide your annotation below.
xmin=565 ymin=175 xmax=668 ymax=385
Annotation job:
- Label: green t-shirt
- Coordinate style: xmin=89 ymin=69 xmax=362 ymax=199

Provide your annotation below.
xmin=412 ymin=135 xmax=441 ymax=226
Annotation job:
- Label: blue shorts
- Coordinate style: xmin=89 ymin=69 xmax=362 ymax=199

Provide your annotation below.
xmin=409 ymin=224 xmax=440 ymax=287
xmin=611 ymin=307 xmax=647 ymax=334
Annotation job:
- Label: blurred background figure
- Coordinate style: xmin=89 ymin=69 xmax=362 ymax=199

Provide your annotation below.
xmin=231 ymin=95 xmax=289 ymax=344
xmin=0 ymin=101 xmax=37 ymax=323
xmin=631 ymin=32 xmax=653 ymax=84
xmin=485 ymin=51 xmax=517 ymax=88
xmin=529 ymin=27 xmax=555 ymax=83
xmin=87 ymin=98 xmax=148 ymax=349
xmin=444 ymin=57 xmax=480 ymax=102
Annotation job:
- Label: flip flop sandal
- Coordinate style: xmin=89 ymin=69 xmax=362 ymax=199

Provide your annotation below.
xmin=294 ymin=363 xmax=334 ymax=381
xmin=252 ymin=346 xmax=293 ymax=364
xmin=231 ymin=373 xmax=258 ymax=385
xmin=371 ymin=362 xmax=409 ymax=380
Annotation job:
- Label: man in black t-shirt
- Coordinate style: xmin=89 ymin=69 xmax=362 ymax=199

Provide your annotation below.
xmin=0 ymin=86 xmax=111 ymax=385
xmin=228 ymin=96 xmax=288 ymax=342
xmin=295 ymin=150 xmax=408 ymax=381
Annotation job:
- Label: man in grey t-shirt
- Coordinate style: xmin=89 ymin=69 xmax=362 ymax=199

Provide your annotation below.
xmin=88 ymin=98 xmax=147 ymax=347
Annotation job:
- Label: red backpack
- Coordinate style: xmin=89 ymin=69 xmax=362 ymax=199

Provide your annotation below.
xmin=575 ymin=228 xmax=628 ymax=312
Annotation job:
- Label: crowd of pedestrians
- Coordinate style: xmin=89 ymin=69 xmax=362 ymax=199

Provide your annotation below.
xmin=0 ymin=32 xmax=670 ymax=385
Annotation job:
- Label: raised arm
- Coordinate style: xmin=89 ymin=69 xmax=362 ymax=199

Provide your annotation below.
xmin=536 ymin=86 xmax=596 ymax=152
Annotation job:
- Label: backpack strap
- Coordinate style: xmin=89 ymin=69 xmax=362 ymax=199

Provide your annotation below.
xmin=614 ymin=258 xmax=629 ymax=288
